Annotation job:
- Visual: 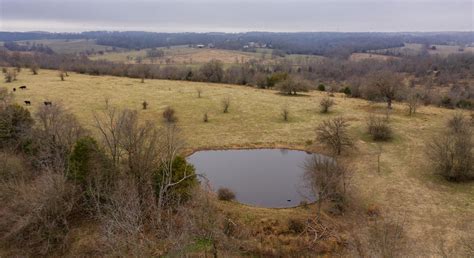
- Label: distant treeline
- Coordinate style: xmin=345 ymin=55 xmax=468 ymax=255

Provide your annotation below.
xmin=3 ymin=42 xmax=54 ymax=54
xmin=1 ymin=31 xmax=473 ymax=58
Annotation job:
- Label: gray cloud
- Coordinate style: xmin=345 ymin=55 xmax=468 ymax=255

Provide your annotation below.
xmin=0 ymin=0 xmax=472 ymax=32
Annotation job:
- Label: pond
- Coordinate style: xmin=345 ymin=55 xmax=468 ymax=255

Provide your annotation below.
xmin=187 ymin=149 xmax=317 ymax=208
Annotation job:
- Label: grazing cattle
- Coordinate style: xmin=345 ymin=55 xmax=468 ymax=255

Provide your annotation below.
xmin=13 ymin=88 xmax=16 ymax=92
xmin=19 ymin=86 xmax=27 ymax=90
xmin=24 ymin=100 xmax=31 ymax=106
xmin=44 ymin=101 xmax=52 ymax=106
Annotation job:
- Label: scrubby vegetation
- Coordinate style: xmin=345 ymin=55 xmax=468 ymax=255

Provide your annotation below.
xmin=427 ymin=114 xmax=473 ymax=181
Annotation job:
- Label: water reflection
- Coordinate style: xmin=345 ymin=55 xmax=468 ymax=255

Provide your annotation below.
xmin=187 ymin=149 xmax=318 ymax=208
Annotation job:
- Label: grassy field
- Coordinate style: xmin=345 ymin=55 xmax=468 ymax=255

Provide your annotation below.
xmin=370 ymin=43 xmax=474 ymax=57
xmin=349 ymin=52 xmax=401 ymax=62
xmin=5 ymin=69 xmax=473 ymax=256
xmin=12 ymin=39 xmax=118 ymax=54
xmin=89 ymin=45 xmax=326 ymax=67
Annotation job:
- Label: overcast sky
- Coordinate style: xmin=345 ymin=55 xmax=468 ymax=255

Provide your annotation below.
xmin=0 ymin=0 xmax=472 ymax=32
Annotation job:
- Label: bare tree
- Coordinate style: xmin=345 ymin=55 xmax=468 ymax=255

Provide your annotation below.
xmin=276 ymin=77 xmax=310 ymax=95
xmin=30 ymin=63 xmax=39 ymax=75
xmin=369 ymin=70 xmax=403 ymax=109
xmin=221 ymin=97 xmax=231 ymax=113
xmin=320 ymin=96 xmax=335 ymax=113
xmin=406 ymin=91 xmax=420 ymax=116
xmin=34 ymin=104 xmax=86 ymax=172
xmin=93 ymin=101 xmax=126 ymax=167
xmin=281 ymin=105 xmax=289 ymax=121
xmin=197 ymin=88 xmax=203 ymax=98
xmin=59 ymin=70 xmax=65 ymax=81
xmin=303 ymin=155 xmax=350 ymax=222
xmin=316 ymin=117 xmax=353 ymax=155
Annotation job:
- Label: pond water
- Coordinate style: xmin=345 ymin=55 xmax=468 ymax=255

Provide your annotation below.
xmin=187 ymin=149 xmax=317 ymax=208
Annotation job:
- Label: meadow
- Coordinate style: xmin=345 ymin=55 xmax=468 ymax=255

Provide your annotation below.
xmin=13 ymin=39 xmax=118 ymax=54
xmin=89 ymin=45 xmax=326 ymax=67
xmin=5 ymin=69 xmax=473 ymax=255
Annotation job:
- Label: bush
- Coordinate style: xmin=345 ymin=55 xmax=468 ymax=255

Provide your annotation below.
xmin=217 ymin=187 xmax=235 ymax=201
xmin=318 ymin=84 xmax=326 ymax=91
xmin=281 ymin=105 xmax=289 ymax=121
xmin=287 ymin=218 xmax=305 ymax=233
xmin=367 ymin=116 xmax=392 ymax=141
xmin=456 ymin=99 xmax=472 ymax=110
xmin=440 ymin=96 xmax=454 ymax=108
xmin=203 ymin=112 xmax=209 ymax=122
xmin=222 ymin=97 xmax=230 ymax=113
xmin=276 ymin=78 xmax=310 ymax=95
xmin=0 ymin=172 xmax=79 ymax=255
xmin=320 ymin=97 xmax=335 ymax=113
xmin=427 ymin=114 xmax=473 ymax=181
xmin=163 ymin=106 xmax=177 ymax=123
xmin=341 ymin=86 xmax=351 ymax=96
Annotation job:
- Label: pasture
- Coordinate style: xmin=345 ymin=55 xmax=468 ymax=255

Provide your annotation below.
xmin=5 ymin=69 xmax=474 ymax=255
xmin=89 ymin=45 xmax=326 ymax=66
xmin=13 ymin=39 xmax=118 ymax=54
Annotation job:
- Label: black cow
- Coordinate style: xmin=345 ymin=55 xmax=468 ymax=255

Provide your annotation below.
xmin=19 ymin=86 xmax=27 ymax=90
xmin=24 ymin=100 xmax=31 ymax=106
xmin=44 ymin=101 xmax=52 ymax=106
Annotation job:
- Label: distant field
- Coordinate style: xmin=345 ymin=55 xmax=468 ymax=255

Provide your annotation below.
xmin=370 ymin=43 xmax=474 ymax=57
xmin=89 ymin=45 xmax=326 ymax=66
xmin=90 ymin=46 xmax=261 ymax=65
xmin=12 ymin=39 xmax=118 ymax=54
xmin=349 ymin=52 xmax=400 ymax=62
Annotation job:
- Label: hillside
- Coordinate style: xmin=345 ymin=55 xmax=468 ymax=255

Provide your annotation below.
xmin=3 ymin=69 xmax=473 ymax=256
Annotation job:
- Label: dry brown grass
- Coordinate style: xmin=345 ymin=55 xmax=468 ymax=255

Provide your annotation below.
xmin=3 ymin=68 xmax=474 ymax=256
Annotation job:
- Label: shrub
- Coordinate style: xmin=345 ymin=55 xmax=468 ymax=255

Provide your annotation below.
xmin=4 ymin=70 xmax=16 ymax=83
xmin=367 ymin=116 xmax=392 ymax=141
xmin=0 ymin=172 xmax=79 ymax=255
xmin=341 ymin=86 xmax=351 ymax=96
xmin=203 ymin=112 xmax=209 ymax=122
xmin=266 ymin=72 xmax=288 ymax=88
xmin=440 ymin=96 xmax=453 ymax=108
xmin=163 ymin=106 xmax=177 ymax=123
xmin=217 ymin=187 xmax=235 ymax=201
xmin=221 ymin=97 xmax=230 ymax=113
xmin=281 ymin=105 xmax=289 ymax=121
xmin=287 ymin=218 xmax=305 ymax=233
xmin=368 ymin=217 xmax=407 ymax=257
xmin=456 ymin=99 xmax=472 ymax=110
xmin=142 ymin=101 xmax=148 ymax=110
xmin=318 ymin=84 xmax=326 ymax=91
xmin=427 ymin=114 xmax=473 ymax=181
xmin=320 ymin=97 xmax=335 ymax=113
xmin=276 ymin=78 xmax=310 ymax=95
